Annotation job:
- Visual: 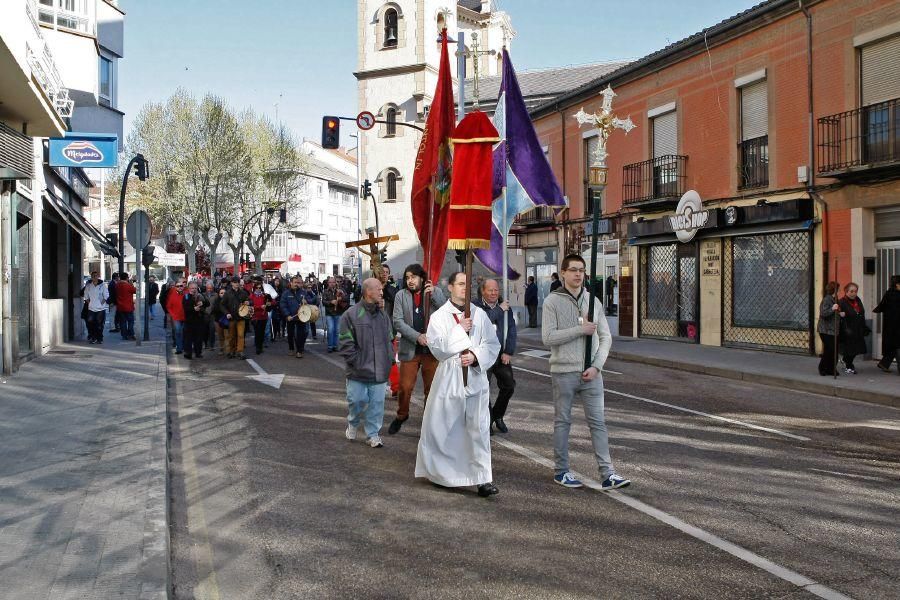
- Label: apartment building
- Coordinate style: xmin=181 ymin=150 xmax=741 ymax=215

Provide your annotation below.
xmin=528 ymin=0 xmax=899 ymax=358
xmin=0 ymin=0 xmax=124 ymax=373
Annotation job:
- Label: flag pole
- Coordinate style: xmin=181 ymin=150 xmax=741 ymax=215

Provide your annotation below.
xmin=463 ymin=249 xmax=473 ymax=387
xmin=501 ymin=186 xmax=509 ymax=350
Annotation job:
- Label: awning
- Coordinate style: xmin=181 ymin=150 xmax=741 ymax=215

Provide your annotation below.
xmin=43 ymin=189 xmax=119 ymax=256
xmin=628 ymin=219 xmax=814 ymax=246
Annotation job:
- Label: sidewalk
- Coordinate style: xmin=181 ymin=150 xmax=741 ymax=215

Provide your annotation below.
xmin=0 ymin=315 xmax=169 ymax=600
xmin=517 ymin=324 xmax=900 ymax=409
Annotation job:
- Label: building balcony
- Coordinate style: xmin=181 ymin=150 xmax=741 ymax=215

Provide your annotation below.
xmin=738 ymin=135 xmax=769 ymax=190
xmin=25 ymin=39 xmax=74 ymax=118
xmin=622 ymin=155 xmax=687 ymax=208
xmin=35 ymin=0 xmax=96 ymax=36
xmin=818 ymin=98 xmax=900 ymax=179
xmin=514 ymin=205 xmax=557 ymax=227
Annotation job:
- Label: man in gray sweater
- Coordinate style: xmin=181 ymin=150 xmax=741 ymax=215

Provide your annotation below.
xmin=541 ymin=254 xmax=630 ymax=491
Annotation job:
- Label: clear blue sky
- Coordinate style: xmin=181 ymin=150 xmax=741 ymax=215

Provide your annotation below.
xmin=119 ymin=0 xmax=760 ymax=144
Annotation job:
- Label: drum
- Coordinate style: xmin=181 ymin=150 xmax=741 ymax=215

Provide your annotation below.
xmin=298 ymin=304 xmax=312 ymax=322
xmin=308 ymin=305 xmax=320 ymax=323
xmin=238 ymin=304 xmax=252 ymax=319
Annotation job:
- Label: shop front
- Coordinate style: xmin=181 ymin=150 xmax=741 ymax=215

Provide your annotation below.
xmin=628 ymin=193 xmax=817 ymax=354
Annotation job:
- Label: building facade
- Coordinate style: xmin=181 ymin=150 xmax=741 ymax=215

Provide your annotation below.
xmin=0 ymin=0 xmax=124 ymax=374
xmin=528 ymin=0 xmax=899 ymax=358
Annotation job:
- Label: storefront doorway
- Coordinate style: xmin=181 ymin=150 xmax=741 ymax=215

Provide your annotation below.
xmin=874 ymin=242 xmax=900 ymax=360
xmin=639 ymin=242 xmax=699 ymax=342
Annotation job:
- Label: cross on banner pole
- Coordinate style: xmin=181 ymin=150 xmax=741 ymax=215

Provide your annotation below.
xmin=572 ymin=86 xmax=636 ymax=371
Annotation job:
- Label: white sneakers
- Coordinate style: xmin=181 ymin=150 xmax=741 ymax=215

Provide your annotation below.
xmin=345 ymin=425 xmax=383 ymax=448
xmin=345 ymin=424 xmax=357 ymax=441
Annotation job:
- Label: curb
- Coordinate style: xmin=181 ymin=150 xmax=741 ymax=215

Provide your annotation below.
xmin=608 ymin=349 xmax=900 ymax=409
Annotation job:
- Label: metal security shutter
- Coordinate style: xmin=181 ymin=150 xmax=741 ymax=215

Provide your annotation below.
xmin=653 ymin=111 xmax=677 ymax=158
xmin=741 ymin=80 xmax=768 ymax=140
xmin=861 ymin=35 xmax=900 ymax=106
xmin=875 ymin=208 xmax=900 ymax=241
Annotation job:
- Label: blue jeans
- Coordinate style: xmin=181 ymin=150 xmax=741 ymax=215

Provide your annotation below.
xmin=552 ymin=372 xmax=614 ymax=478
xmin=172 ymin=320 xmax=184 ymax=353
xmin=120 ymin=311 xmax=135 ymax=339
xmin=346 ymin=379 xmax=387 ymax=439
xmin=327 ymin=314 xmax=340 ymax=350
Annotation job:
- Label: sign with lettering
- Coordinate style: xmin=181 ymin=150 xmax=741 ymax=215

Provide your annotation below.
xmin=669 ymin=190 xmax=710 ymax=243
xmin=701 ymin=240 xmax=720 ymax=277
xmin=48 ymin=132 xmax=118 ymax=168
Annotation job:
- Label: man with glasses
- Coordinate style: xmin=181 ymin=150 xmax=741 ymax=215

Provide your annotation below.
xmin=542 ymin=254 xmax=630 ymax=491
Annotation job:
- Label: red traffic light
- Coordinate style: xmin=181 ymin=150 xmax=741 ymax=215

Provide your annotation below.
xmin=322 ymin=115 xmax=341 ymax=149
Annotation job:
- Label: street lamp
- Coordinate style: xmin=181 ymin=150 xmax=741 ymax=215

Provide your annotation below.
xmin=572 ymin=85 xmax=635 ymax=369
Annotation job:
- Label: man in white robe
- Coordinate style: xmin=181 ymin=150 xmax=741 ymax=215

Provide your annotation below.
xmin=415 ymin=272 xmax=501 ymax=497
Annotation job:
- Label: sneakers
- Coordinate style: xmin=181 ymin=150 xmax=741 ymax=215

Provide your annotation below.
xmin=345 ymin=424 xmax=357 ymax=441
xmin=600 ymin=474 xmax=631 ymax=490
xmin=367 ymin=435 xmax=384 ymax=448
xmin=843 ymin=367 xmax=856 ymax=375
xmin=554 ymin=472 xmax=584 ymax=488
xmin=296 ymin=352 xmax=303 ymax=359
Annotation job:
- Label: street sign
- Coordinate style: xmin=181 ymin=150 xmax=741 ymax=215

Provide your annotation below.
xmin=48 ymin=132 xmax=118 ymax=168
xmin=126 ymin=210 xmax=151 ymax=249
xmin=157 ymin=252 xmax=185 ymax=267
xmin=356 ymin=111 xmax=376 ymax=131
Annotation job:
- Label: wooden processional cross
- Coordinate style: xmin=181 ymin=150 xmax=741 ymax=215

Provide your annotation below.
xmin=344 ymin=231 xmax=399 ymax=276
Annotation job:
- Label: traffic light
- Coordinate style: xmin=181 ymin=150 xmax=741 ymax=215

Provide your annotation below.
xmin=278 ymin=208 xmax=287 ymax=223
xmin=361 ymin=179 xmax=372 ymax=199
xmin=134 ymin=154 xmax=149 ymax=181
xmin=322 ymin=116 xmax=340 ymax=149
xmin=141 ymin=245 xmax=155 ymax=268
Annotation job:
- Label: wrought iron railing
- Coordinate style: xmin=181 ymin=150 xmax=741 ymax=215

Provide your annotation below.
xmin=818 ymin=98 xmax=900 ymax=174
xmin=514 ymin=205 xmax=557 ymax=226
xmin=25 ymin=41 xmax=74 ymax=118
xmin=622 ymin=155 xmax=687 ymax=206
xmin=738 ymin=135 xmax=768 ymax=189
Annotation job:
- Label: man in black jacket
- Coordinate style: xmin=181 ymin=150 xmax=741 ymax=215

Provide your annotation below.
xmin=474 ymin=278 xmax=517 ymax=434
xmin=524 ymin=276 xmax=539 ymax=328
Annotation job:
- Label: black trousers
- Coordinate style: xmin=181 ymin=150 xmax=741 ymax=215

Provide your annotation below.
xmin=184 ymin=320 xmax=205 ymax=357
xmin=252 ymin=319 xmax=267 ymax=352
xmin=487 ymin=357 xmax=516 ymax=420
xmin=86 ymin=310 xmax=105 ymax=342
xmin=878 ymin=344 xmax=899 ymax=370
xmin=526 ymin=304 xmax=538 ymax=328
xmin=818 ymin=333 xmax=838 ymax=375
xmin=271 ymin=312 xmax=282 ymax=339
xmin=286 ymin=319 xmax=308 ymax=352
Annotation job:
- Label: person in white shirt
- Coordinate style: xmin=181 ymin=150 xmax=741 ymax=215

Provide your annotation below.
xmin=82 ymin=271 xmax=109 ymax=344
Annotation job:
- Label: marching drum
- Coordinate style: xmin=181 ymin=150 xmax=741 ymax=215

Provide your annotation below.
xmin=238 ymin=304 xmax=252 ymax=319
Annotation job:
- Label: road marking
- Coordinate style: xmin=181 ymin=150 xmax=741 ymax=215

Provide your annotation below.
xmin=808 ymin=468 xmax=892 ymax=483
xmin=245 ymin=358 xmax=285 ymax=389
xmin=172 ymin=366 xmax=222 ymax=600
xmin=491 ymin=436 xmax=853 ymax=600
xmin=511 ymin=365 xmax=810 ymax=441
xmin=518 ymin=348 xmax=623 ymax=375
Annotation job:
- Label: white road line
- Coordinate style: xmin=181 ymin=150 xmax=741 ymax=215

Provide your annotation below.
xmin=511 ymin=365 xmax=810 ymax=442
xmin=491 ymin=436 xmax=853 ymax=600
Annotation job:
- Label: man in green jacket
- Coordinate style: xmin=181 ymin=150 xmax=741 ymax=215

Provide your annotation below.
xmin=542 ymin=254 xmax=630 ymax=491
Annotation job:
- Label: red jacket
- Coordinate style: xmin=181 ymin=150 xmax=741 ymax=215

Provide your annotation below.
xmin=116 ymin=281 xmax=136 ymax=312
xmin=250 ymin=291 xmax=269 ymax=320
xmin=166 ymin=289 xmax=186 ymax=321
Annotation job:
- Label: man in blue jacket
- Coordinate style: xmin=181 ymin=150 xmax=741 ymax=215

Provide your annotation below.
xmin=474 ymin=278 xmax=517 ymax=434
xmin=279 ymin=276 xmax=307 ymax=358
xmin=524 ymin=275 xmax=539 ymax=328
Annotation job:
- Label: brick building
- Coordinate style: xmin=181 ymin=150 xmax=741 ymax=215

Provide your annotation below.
xmin=528 ymin=0 xmax=899 ymax=358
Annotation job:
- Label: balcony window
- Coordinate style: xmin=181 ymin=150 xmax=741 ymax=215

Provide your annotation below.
xmin=737 ymin=80 xmax=769 ymax=189
xmin=623 ymin=155 xmax=687 ymax=205
xmin=652 ymin=110 xmax=678 ymax=197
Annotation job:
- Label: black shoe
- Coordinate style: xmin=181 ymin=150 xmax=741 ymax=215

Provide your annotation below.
xmin=175 ymin=350 xmax=182 ymax=355
xmin=388 ymin=418 xmax=407 ymax=435
xmin=877 ymin=363 xmax=891 ymax=373
xmin=494 ymin=418 xmax=509 ymax=434
xmin=256 ymin=349 xmax=262 ymax=355
xmin=477 ymin=483 xmax=499 ymax=497
xmin=184 ymin=354 xmax=192 ymax=360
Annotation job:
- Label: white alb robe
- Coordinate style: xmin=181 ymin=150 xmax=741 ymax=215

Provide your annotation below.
xmin=415 ymin=301 xmax=501 ymax=487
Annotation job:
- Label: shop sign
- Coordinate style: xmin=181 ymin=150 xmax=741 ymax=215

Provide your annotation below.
xmin=701 ymin=240 xmax=720 ymax=277
xmin=670 ymin=190 xmax=710 ymax=243
xmin=48 ymin=133 xmax=118 ymax=168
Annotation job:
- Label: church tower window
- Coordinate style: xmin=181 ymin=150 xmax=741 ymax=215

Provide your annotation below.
xmin=386 ymin=107 xmax=397 ymax=136
xmin=387 ymin=171 xmax=398 ymax=200
xmin=384 ymin=8 xmax=399 ymax=48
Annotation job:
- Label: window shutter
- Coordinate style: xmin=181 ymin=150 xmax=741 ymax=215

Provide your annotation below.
xmin=653 ymin=111 xmax=677 ymax=158
xmin=741 ymin=80 xmax=768 ymax=140
xmin=861 ymin=35 xmax=900 ymax=106
xmin=585 ymin=136 xmax=599 ymax=169
xmin=875 ymin=209 xmax=900 ymax=241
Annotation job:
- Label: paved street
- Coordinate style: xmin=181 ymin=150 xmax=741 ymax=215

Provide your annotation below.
xmin=167 ymin=331 xmax=900 ymax=599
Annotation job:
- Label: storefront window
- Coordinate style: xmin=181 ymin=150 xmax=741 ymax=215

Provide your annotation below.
xmin=525 ymin=248 xmax=557 ymax=265
xmin=731 ymin=231 xmax=810 ymax=330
